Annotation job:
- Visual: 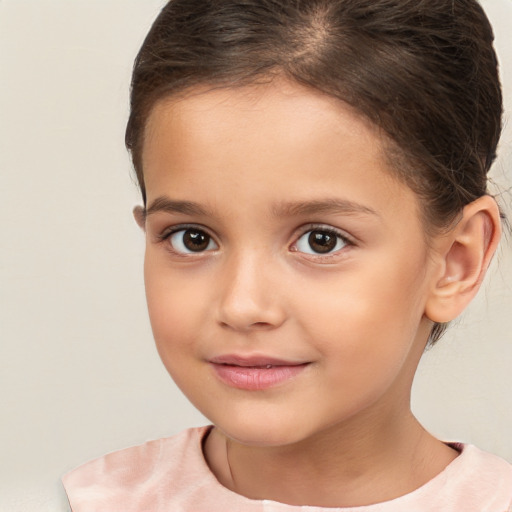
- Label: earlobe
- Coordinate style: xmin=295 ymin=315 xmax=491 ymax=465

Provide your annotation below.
xmin=425 ymin=195 xmax=502 ymax=323
xmin=133 ymin=205 xmax=146 ymax=230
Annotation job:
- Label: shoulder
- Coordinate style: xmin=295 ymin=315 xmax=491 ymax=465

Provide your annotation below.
xmin=357 ymin=443 xmax=512 ymax=512
xmin=428 ymin=443 xmax=512 ymax=511
xmin=452 ymin=443 xmax=512 ymax=480
xmin=62 ymin=426 xmax=213 ymax=512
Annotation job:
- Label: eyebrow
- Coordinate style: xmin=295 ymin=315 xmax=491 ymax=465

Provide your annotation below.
xmin=270 ymin=198 xmax=379 ymax=218
xmin=145 ymin=197 xmax=214 ymax=218
xmin=145 ymin=196 xmax=379 ymax=219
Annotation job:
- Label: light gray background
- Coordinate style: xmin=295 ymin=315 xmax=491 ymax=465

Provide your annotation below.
xmin=0 ymin=1 xmax=511 ymax=510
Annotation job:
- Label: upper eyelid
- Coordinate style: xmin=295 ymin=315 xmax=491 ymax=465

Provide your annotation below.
xmin=293 ymin=223 xmax=355 ymax=244
xmin=158 ymin=223 xmax=216 ymax=240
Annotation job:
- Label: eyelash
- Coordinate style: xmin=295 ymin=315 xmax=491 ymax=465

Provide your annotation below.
xmin=157 ymin=223 xmax=355 ymax=259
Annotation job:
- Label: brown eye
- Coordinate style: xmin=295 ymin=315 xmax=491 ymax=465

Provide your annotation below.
xmin=308 ymin=231 xmax=337 ymax=253
xmin=295 ymin=228 xmax=347 ymax=255
xmin=169 ymin=228 xmax=217 ymax=254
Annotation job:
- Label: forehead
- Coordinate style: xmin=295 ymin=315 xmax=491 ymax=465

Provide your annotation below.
xmin=141 ymin=79 xmax=421 ymax=224
xmin=144 ymin=79 xmax=382 ymax=166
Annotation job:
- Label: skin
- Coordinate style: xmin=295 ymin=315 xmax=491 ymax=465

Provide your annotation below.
xmin=137 ymin=78 xmax=500 ymax=507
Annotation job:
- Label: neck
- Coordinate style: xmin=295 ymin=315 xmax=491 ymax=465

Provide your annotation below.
xmin=204 ymin=406 xmax=458 ymax=507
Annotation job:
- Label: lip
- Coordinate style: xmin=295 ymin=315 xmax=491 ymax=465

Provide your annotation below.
xmin=209 ymin=354 xmax=310 ymax=391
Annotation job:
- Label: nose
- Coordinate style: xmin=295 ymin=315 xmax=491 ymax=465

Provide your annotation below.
xmin=216 ymin=251 xmax=286 ymax=332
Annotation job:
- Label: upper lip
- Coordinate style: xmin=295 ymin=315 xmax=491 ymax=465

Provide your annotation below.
xmin=209 ymin=354 xmax=307 ymax=367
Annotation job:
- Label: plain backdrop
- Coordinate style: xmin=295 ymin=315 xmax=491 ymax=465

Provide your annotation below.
xmin=0 ymin=1 xmax=511 ymax=510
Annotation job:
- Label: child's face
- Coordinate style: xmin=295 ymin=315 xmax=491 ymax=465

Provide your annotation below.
xmin=140 ymin=79 xmax=438 ymax=447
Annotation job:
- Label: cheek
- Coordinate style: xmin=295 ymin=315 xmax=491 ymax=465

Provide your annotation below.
xmin=294 ymin=253 xmax=428 ymax=362
xmin=144 ymin=256 xmax=201 ymax=356
xmin=144 ymin=273 xmax=206 ymax=399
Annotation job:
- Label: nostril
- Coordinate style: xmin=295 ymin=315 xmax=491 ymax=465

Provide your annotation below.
xmin=251 ymin=321 xmax=273 ymax=330
xmin=219 ymin=320 xmax=273 ymax=331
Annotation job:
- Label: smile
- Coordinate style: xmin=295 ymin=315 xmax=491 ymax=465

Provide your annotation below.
xmin=209 ymin=355 xmax=310 ymax=391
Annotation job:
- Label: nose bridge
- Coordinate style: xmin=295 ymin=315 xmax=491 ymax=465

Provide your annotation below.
xmin=217 ymin=245 xmax=284 ymax=331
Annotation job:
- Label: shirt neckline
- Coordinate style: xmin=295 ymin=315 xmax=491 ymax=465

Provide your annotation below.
xmin=193 ymin=426 xmax=468 ymax=510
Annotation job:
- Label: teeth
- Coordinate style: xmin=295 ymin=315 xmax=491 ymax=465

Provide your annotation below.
xmin=266 ymin=364 xmax=273 ymax=369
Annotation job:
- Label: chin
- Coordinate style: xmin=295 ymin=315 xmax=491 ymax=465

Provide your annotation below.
xmin=208 ymin=410 xmax=315 ymax=448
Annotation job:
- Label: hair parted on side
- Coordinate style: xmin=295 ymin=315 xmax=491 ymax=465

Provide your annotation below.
xmin=125 ymin=0 xmax=503 ymax=343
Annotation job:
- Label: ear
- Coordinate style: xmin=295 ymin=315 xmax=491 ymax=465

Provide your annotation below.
xmin=425 ymin=195 xmax=502 ymax=323
xmin=133 ymin=205 xmax=146 ymax=230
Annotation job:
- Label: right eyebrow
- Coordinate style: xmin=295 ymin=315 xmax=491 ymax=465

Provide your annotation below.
xmin=145 ymin=196 xmax=213 ymax=218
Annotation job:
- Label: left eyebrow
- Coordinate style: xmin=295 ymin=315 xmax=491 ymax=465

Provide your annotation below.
xmin=270 ymin=198 xmax=379 ymax=218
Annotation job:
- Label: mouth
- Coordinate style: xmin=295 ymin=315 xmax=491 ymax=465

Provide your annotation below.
xmin=209 ymin=355 xmax=310 ymax=390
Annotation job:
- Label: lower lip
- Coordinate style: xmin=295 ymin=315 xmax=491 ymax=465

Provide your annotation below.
xmin=210 ymin=363 xmax=308 ymax=391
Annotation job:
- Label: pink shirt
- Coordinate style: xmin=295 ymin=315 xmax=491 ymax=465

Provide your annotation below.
xmin=63 ymin=426 xmax=512 ymax=511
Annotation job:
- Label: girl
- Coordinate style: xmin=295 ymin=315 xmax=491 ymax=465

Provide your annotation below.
xmin=63 ymin=0 xmax=512 ymax=510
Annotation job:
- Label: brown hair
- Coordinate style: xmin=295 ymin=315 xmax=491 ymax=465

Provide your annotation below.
xmin=125 ymin=0 xmax=503 ymax=342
